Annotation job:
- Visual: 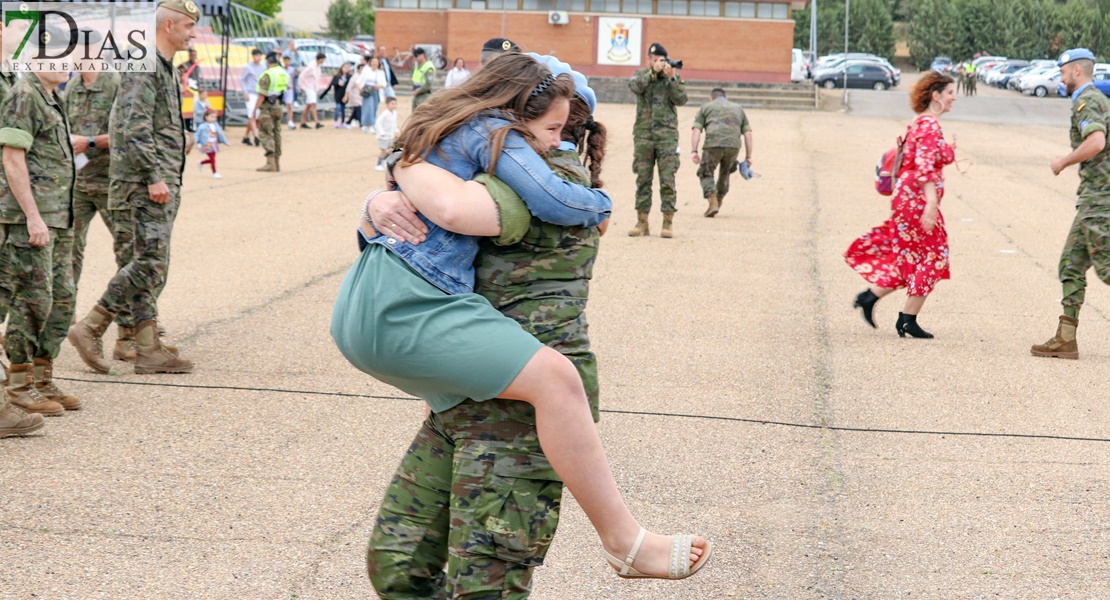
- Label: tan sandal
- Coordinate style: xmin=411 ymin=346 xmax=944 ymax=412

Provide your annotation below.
xmin=603 ymin=527 xmax=713 ymax=580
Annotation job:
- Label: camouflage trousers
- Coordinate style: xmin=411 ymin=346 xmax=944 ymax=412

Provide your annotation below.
xmin=258 ymin=101 xmax=283 ymax=158
xmin=368 ymin=400 xmax=563 ymax=600
xmin=0 ymin=225 xmax=75 ymax=364
xmin=696 ymin=146 xmax=741 ymax=201
xmin=633 ymin=139 xmax=680 ymax=214
xmin=72 ymin=187 xmax=113 ymax=293
xmin=97 ymin=181 xmax=179 ymax=327
xmin=1059 ymin=203 xmax=1110 ymax=317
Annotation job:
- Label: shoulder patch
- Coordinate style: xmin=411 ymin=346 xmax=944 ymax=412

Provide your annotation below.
xmin=1081 ymin=119 xmax=1091 ymax=130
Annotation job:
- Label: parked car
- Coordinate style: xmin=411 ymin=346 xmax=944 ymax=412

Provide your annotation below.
xmin=294 ymin=39 xmax=361 ymax=72
xmin=930 ymin=56 xmax=953 ymax=73
xmin=1011 ymin=65 xmax=1056 ymax=90
xmin=986 ymin=61 xmax=1029 ymax=87
xmin=791 ymin=48 xmax=809 ymax=82
xmin=815 ymin=62 xmax=895 ymax=90
xmin=1020 ymin=68 xmax=1061 ymax=97
xmin=1057 ymin=71 xmax=1110 ymax=97
xmin=814 ymin=56 xmax=900 ymax=85
xmin=233 ymin=36 xmax=282 ymax=56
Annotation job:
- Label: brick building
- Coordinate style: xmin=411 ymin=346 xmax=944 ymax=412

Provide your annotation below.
xmin=377 ymin=0 xmax=806 ymax=82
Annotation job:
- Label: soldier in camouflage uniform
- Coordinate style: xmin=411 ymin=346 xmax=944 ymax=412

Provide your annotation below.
xmin=1032 ymin=49 xmax=1110 ymax=360
xmin=366 ymin=66 xmax=604 ymax=598
xmin=691 ymin=88 xmax=753 ymax=218
xmin=0 ymin=69 xmax=81 ymax=417
xmin=628 ymin=42 xmax=686 ymax=238
xmin=253 ymin=52 xmax=288 ymax=172
xmin=68 ymin=0 xmax=197 ymax=375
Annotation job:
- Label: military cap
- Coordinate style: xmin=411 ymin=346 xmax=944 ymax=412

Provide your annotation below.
xmin=1058 ymin=48 xmax=1096 ymax=67
xmin=36 ymin=24 xmax=78 ymax=50
xmin=482 ymin=38 xmax=520 ymax=53
xmin=647 ymin=42 xmax=667 ymax=57
xmin=158 ymin=0 xmax=201 ymax=22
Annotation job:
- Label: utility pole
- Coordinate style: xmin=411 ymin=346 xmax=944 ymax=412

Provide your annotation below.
xmin=809 ymin=0 xmax=817 ymax=58
xmin=842 ymin=0 xmax=850 ymax=107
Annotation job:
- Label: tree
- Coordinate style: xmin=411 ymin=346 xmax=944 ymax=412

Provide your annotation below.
xmin=907 ymin=0 xmax=960 ymax=69
xmin=1057 ymin=0 xmax=1097 ymax=51
xmin=852 ymin=0 xmax=896 ymax=59
xmin=238 ymin=0 xmax=283 ymax=17
xmin=326 ymin=0 xmax=359 ymax=40
xmin=354 ymin=0 xmax=376 ymax=35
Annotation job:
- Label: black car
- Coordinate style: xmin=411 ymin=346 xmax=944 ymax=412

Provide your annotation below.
xmin=816 ymin=63 xmax=895 ymax=90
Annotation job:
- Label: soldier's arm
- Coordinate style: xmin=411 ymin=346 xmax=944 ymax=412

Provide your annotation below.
xmin=415 ymin=68 xmax=434 ymax=96
xmin=1 ymin=147 xmax=48 ymax=245
xmin=114 ymin=72 xmax=162 ymax=185
xmin=691 ymin=107 xmax=705 ymax=151
xmin=668 ymin=75 xmax=687 ymax=106
xmin=253 ymin=73 xmax=270 ymax=115
xmin=1052 ymin=130 xmax=1105 ymax=175
xmin=628 ymin=69 xmax=652 ymax=95
xmin=393 ymin=162 xmax=503 ymax=236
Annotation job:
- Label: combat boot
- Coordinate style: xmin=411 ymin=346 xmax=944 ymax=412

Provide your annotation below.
xmin=0 ymin=401 xmax=44 ymax=437
xmin=7 ymin=364 xmax=63 ymax=416
xmin=32 ymin=358 xmax=81 ymax=411
xmin=661 ymin=212 xmax=676 ymax=238
xmin=256 ymin=155 xmax=277 ymax=172
xmin=113 ymin=325 xmax=137 ymax=362
xmin=67 ymin=305 xmax=115 ymax=373
xmin=274 ymin=155 xmax=281 ymax=172
xmin=133 ymin=320 xmax=194 ymax=374
xmin=627 ymin=212 xmax=650 ymax=237
xmin=704 ymin=194 xmax=720 ymax=218
xmin=1031 ymin=315 xmax=1079 ymax=359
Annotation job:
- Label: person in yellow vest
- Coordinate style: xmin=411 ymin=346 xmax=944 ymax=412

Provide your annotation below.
xmin=253 ymin=52 xmax=288 ymax=172
xmin=411 ymin=47 xmax=436 ymax=112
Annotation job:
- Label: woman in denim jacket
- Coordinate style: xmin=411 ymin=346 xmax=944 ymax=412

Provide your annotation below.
xmin=331 ymin=53 xmax=711 ymax=582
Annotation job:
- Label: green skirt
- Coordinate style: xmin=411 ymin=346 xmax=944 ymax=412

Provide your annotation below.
xmin=331 ymin=244 xmax=543 ymax=413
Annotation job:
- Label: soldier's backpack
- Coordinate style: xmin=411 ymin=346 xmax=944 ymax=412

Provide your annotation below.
xmin=875 ymin=135 xmax=906 ymax=196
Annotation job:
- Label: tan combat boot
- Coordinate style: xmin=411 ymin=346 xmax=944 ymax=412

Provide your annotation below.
xmin=113 ymin=325 xmax=137 ymax=362
xmin=32 ymin=358 xmax=81 ymax=410
xmin=0 ymin=401 xmax=44 ymax=437
xmin=274 ymin=155 xmax=281 ymax=172
xmin=133 ymin=320 xmax=194 ymax=374
xmin=1030 ymin=315 xmax=1079 ymax=359
xmin=256 ymin=155 xmax=277 ymax=172
xmin=627 ymin=211 xmax=650 ymax=237
xmin=7 ymin=364 xmax=63 ymax=416
xmin=67 ymin=305 xmax=115 ymax=373
xmin=704 ymin=194 xmax=720 ymax=218
xmin=661 ymin=212 xmax=675 ymax=238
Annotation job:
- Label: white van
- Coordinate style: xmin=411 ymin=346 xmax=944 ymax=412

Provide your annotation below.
xmin=791 ymin=48 xmax=808 ymax=82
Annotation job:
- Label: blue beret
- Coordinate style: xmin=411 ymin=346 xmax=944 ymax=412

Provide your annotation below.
xmin=526 ymin=52 xmax=597 ymax=114
xmin=1058 ymin=48 xmax=1096 ymax=67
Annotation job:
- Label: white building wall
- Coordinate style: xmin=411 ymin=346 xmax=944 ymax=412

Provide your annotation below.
xmin=279 ymin=0 xmax=330 ymax=34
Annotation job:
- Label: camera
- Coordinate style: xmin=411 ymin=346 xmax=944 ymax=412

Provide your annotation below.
xmin=664 ymin=58 xmax=683 ymax=69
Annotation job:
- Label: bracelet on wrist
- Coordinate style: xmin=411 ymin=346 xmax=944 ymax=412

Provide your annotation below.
xmin=362 ymin=189 xmax=385 ymax=224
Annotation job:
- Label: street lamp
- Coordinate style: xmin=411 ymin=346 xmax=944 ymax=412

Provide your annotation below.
xmin=842 ymin=0 xmax=849 ymax=106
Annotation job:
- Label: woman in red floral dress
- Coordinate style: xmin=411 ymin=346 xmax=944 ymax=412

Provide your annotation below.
xmin=846 ymin=71 xmax=957 ymax=338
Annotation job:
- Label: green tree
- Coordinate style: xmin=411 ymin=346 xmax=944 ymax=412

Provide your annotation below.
xmin=354 ymin=0 xmax=376 ymax=35
xmin=326 ymin=0 xmax=358 ymax=40
xmin=852 ymin=0 xmax=896 ymax=58
xmin=907 ymin=0 xmax=960 ymax=69
xmin=238 ymin=0 xmax=283 ymax=17
xmin=1057 ymin=0 xmax=1097 ymax=51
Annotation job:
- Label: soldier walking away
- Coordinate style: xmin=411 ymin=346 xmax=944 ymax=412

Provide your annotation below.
xmin=628 ymin=42 xmax=686 ymax=238
xmin=0 ymin=67 xmax=81 ymax=417
xmin=411 ymin=47 xmax=436 ymax=112
xmin=1032 ymin=49 xmax=1110 ymax=360
xmin=68 ymin=0 xmax=198 ymax=375
xmin=253 ymin=52 xmax=288 ymax=172
xmin=691 ymin=88 xmax=753 ymax=217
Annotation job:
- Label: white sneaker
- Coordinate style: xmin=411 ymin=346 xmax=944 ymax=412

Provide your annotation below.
xmin=368 ymin=126 xmax=376 ymax=135
xmin=374 ymin=163 xmax=385 ymax=171
xmin=287 ymin=120 xmax=295 ymax=130
xmin=212 ymin=172 xmax=222 ymax=179
xmin=197 ymin=160 xmax=203 ymax=173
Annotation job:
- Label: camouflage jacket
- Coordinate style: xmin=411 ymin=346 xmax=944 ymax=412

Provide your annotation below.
xmin=1071 ymin=84 xmax=1110 ymax=205
xmin=0 ymin=71 xmax=17 ymax=100
xmin=0 ymin=75 xmax=74 ymax=228
xmin=693 ymin=97 xmax=751 ymax=149
xmin=629 ymin=67 xmax=687 ymax=143
xmin=109 ymin=51 xmax=185 ymax=186
xmin=64 ymin=72 xmax=120 ymax=196
xmin=474 ymin=149 xmax=601 ymax=421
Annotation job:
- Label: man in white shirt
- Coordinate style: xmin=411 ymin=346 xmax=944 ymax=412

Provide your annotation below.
xmin=240 ymin=48 xmax=266 ymax=145
xmin=298 ymin=52 xmax=325 ymax=129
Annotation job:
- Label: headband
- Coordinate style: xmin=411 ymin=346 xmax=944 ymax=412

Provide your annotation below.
xmin=530 ymin=73 xmax=557 ymax=98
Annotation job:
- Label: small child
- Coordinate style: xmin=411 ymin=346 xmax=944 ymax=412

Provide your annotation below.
xmin=194 ymin=109 xmax=229 ymax=179
xmin=194 ymin=88 xmax=212 ymax=121
xmin=375 ymin=96 xmax=398 ymax=171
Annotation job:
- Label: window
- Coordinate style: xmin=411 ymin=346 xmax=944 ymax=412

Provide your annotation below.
xmin=596 ymin=0 xmax=621 ymax=12
xmin=756 ymin=2 xmax=773 ymax=17
xmin=628 ymin=0 xmax=653 ymax=13
xmin=739 ymin=2 xmax=755 ymax=17
xmin=723 ymin=1 xmax=740 ymax=17
xmin=568 ymin=0 xmax=586 ymax=8
xmin=773 ymin=3 xmax=788 ymax=18
xmin=846 ymin=65 xmax=863 ymax=74
xmin=657 ymin=0 xmax=684 ymax=14
xmin=522 ymin=0 xmax=554 ymax=8
xmin=689 ymin=0 xmax=713 ymax=16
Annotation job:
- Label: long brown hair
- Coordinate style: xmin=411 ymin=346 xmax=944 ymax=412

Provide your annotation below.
xmin=396 ymin=52 xmax=575 ymax=171
xmin=562 ymin=97 xmax=607 ymax=188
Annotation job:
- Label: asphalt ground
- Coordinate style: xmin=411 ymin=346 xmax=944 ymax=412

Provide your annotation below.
xmin=1 ymin=92 xmax=1107 ymax=599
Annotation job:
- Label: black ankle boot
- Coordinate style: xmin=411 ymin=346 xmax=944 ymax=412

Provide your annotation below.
xmin=853 ymin=290 xmax=879 ymax=328
xmin=896 ymin=312 xmax=934 ymax=339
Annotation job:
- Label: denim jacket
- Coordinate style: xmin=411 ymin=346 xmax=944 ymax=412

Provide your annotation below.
xmin=363 ymin=112 xmax=612 ymax=294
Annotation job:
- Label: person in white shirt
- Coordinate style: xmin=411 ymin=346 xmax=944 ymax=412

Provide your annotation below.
xmin=359 ymin=56 xmax=387 ymax=133
xmin=444 ymin=57 xmax=471 ymax=89
xmin=375 ymin=96 xmax=398 ymax=171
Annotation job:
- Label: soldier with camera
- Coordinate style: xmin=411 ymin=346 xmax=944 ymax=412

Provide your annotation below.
xmin=628 ymin=43 xmax=686 ymax=238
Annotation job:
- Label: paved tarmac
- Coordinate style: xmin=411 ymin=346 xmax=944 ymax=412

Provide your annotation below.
xmin=1 ymin=92 xmax=1107 ymax=599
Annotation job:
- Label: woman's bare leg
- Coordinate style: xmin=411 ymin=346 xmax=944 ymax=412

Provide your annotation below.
xmin=903 ymin=295 xmax=927 ymax=315
xmin=500 ymin=346 xmax=708 ymax=577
